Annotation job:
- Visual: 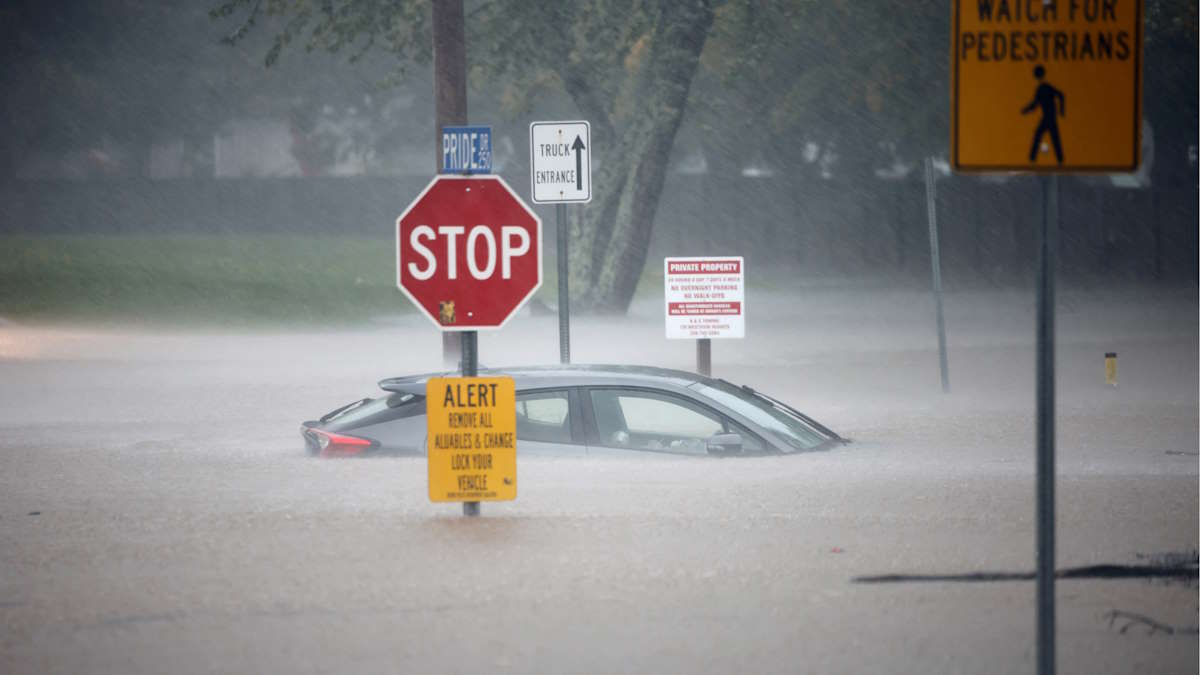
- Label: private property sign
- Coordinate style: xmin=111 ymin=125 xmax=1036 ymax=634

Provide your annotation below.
xmin=951 ymin=0 xmax=1143 ymax=172
xmin=426 ymin=377 xmax=517 ymax=503
xmin=664 ymin=257 xmax=745 ymax=339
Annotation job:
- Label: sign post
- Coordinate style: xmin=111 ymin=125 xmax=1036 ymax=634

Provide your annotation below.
xmin=530 ymin=121 xmax=592 ymax=364
xmin=1035 ymin=173 xmax=1058 ymax=673
xmin=556 ymin=203 xmax=570 ymax=364
xmin=664 ymin=257 xmax=745 ymax=377
xmin=396 ymin=174 xmax=541 ymax=517
xmin=431 ymin=2 xmax=468 ymax=370
xmin=924 ymin=157 xmax=950 ymax=394
xmin=951 ymin=3 xmax=1142 ymax=673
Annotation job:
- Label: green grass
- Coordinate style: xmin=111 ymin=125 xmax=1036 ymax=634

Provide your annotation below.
xmin=0 ymin=234 xmax=417 ymax=326
xmin=0 ymin=234 xmax=584 ymax=326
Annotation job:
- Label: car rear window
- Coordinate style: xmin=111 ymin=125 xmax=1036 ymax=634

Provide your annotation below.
xmin=322 ymin=392 xmax=421 ymax=426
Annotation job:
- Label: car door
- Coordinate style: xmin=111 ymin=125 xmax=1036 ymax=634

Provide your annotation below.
xmin=514 ymin=388 xmax=587 ymax=457
xmin=581 ymin=387 xmax=767 ymax=458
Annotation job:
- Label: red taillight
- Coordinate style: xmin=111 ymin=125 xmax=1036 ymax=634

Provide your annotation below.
xmin=309 ymin=428 xmax=373 ymax=457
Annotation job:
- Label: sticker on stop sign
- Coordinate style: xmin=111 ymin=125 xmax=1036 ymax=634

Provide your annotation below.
xmin=396 ymin=175 xmax=542 ymax=331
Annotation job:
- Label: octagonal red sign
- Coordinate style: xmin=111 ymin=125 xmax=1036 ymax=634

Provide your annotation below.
xmin=396 ymin=175 xmax=542 ymax=330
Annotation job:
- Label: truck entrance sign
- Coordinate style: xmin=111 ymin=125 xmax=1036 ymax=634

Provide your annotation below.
xmin=664 ymin=257 xmax=745 ymax=340
xmin=951 ymin=0 xmax=1142 ymax=172
xmin=426 ymin=376 xmax=517 ymax=503
xmin=529 ymin=121 xmax=591 ymax=204
xmin=396 ymin=175 xmax=542 ymax=330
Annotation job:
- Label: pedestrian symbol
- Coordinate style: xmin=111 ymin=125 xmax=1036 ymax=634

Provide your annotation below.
xmin=1022 ymin=65 xmax=1066 ymax=165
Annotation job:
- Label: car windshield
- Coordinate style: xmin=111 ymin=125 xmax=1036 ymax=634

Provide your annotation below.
xmin=688 ymin=381 xmax=829 ymax=452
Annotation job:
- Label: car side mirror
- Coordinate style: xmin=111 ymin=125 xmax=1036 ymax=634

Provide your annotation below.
xmin=706 ymin=432 xmax=743 ymax=457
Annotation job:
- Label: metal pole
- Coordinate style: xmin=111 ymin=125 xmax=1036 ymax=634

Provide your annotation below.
xmin=696 ymin=338 xmax=711 ymax=377
xmin=1036 ymin=174 xmax=1058 ymax=675
xmin=557 ymin=203 xmax=571 ymax=364
xmin=433 ymin=0 xmax=466 ymax=370
xmin=460 ymin=329 xmax=480 ymax=517
xmin=924 ymin=157 xmax=950 ymax=394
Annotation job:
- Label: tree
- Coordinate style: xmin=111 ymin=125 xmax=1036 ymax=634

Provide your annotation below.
xmin=1144 ymin=0 xmax=1198 ymax=187
xmin=214 ymin=0 xmax=713 ymax=313
xmin=691 ymin=2 xmax=948 ymax=181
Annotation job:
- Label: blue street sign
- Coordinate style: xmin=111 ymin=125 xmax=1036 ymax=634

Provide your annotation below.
xmin=441 ymin=126 xmax=492 ymax=175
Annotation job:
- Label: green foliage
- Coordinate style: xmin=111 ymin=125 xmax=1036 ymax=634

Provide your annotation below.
xmin=0 ymin=235 xmax=408 ymax=326
xmin=1144 ymin=0 xmax=1199 ymax=185
xmin=1 ymin=0 xmax=403 ymax=180
xmin=0 ymin=234 xmax=573 ymax=325
xmin=693 ymin=1 xmax=948 ymax=177
xmin=212 ymin=0 xmax=432 ymax=70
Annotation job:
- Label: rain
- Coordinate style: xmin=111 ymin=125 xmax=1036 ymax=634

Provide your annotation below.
xmin=0 ymin=2 xmax=1196 ymax=673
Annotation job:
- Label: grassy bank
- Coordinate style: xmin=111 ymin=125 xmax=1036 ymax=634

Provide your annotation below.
xmin=0 ymin=235 xmax=417 ymax=326
xmin=0 ymin=234 xmax=581 ymax=326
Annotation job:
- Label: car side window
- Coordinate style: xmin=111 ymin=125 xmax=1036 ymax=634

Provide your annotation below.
xmin=515 ymin=390 xmax=574 ymax=444
xmin=588 ymin=389 xmax=733 ymax=456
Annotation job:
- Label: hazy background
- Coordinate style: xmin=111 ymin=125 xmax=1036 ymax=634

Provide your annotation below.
xmin=0 ymin=2 xmax=1196 ymax=673
xmin=0 ymin=1 xmax=1195 ymax=325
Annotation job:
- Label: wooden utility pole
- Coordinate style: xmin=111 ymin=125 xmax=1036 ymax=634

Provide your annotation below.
xmin=432 ymin=0 xmax=467 ymax=370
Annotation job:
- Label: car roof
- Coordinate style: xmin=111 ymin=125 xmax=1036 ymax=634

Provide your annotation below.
xmin=379 ymin=364 xmax=708 ymax=394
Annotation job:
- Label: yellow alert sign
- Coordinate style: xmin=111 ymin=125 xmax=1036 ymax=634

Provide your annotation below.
xmin=951 ymin=0 xmax=1143 ymax=172
xmin=426 ymin=377 xmax=517 ymax=503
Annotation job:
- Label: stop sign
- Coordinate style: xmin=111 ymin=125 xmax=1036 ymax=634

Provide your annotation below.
xmin=396 ymin=175 xmax=542 ymax=330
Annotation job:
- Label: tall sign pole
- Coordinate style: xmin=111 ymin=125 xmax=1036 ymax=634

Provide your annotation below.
xmin=951 ymin=2 xmax=1143 ymax=673
xmin=924 ymin=157 xmax=950 ymax=393
xmin=432 ymin=0 xmax=467 ymax=371
xmin=556 ymin=203 xmax=570 ymax=363
xmin=1035 ymin=173 xmax=1058 ymax=671
xmin=530 ymin=121 xmax=592 ymax=365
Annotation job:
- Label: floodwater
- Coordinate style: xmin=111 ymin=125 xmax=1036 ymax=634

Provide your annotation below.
xmin=0 ymin=285 xmax=1196 ymax=674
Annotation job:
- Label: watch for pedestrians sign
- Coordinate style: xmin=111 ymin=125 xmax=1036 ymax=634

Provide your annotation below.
xmin=951 ymin=0 xmax=1143 ymax=172
xmin=530 ymin=121 xmax=591 ymax=203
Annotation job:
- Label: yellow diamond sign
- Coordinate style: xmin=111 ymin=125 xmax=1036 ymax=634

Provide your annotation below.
xmin=951 ymin=0 xmax=1143 ymax=172
xmin=426 ymin=377 xmax=517 ymax=503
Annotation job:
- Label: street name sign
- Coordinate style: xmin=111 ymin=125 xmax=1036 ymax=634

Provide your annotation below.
xmin=530 ymin=121 xmax=591 ymax=203
xmin=396 ymin=175 xmax=542 ymax=330
xmin=951 ymin=0 xmax=1143 ymax=172
xmin=441 ymin=125 xmax=492 ymax=175
xmin=664 ymin=257 xmax=745 ymax=339
xmin=426 ymin=376 xmax=517 ymax=503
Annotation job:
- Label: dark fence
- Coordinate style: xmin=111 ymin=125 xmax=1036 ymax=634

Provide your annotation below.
xmin=0 ymin=176 xmax=425 ymax=236
xmin=651 ymin=173 xmax=1198 ymax=285
xmin=2 ymin=173 xmax=1195 ymax=284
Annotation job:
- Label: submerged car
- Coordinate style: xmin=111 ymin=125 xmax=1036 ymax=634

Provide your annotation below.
xmin=302 ymin=365 xmax=844 ymax=458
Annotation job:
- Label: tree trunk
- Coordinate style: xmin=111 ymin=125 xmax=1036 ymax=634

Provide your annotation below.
xmin=566 ymin=0 xmax=714 ymax=314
